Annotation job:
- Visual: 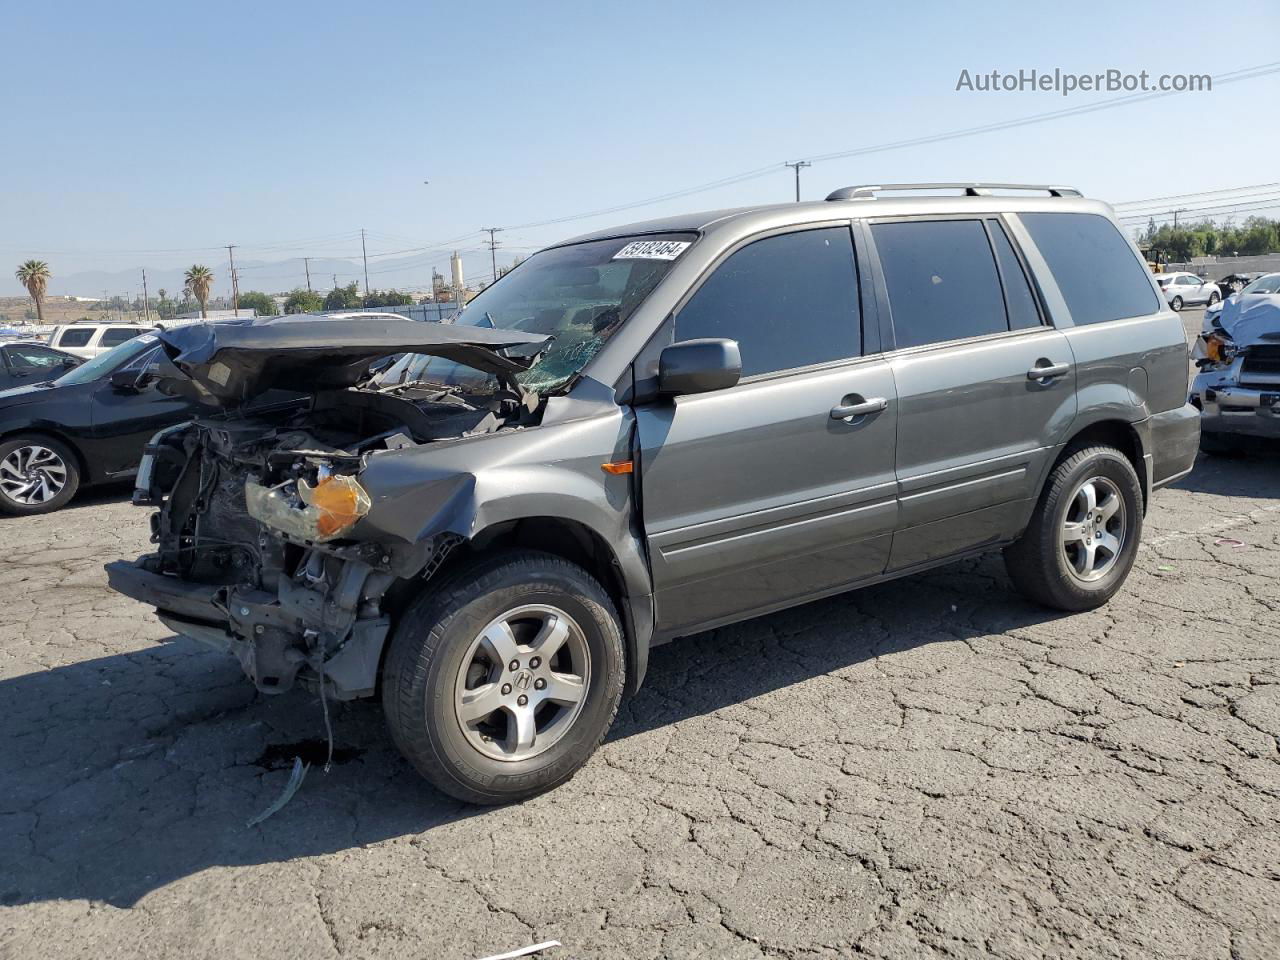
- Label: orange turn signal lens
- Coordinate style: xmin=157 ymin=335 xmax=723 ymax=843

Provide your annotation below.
xmin=300 ymin=475 xmax=372 ymax=537
xmin=600 ymin=460 xmax=633 ymax=475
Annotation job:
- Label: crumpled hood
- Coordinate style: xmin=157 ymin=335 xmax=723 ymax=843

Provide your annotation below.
xmin=155 ymin=315 xmax=552 ymax=406
xmin=1214 ymin=296 xmax=1280 ymax=347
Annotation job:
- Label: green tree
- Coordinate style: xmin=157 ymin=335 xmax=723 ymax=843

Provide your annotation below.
xmin=14 ymin=260 xmax=51 ymax=323
xmin=184 ymin=265 xmax=215 ymax=318
xmin=236 ymin=291 xmax=278 ymax=316
xmin=284 ymin=289 xmax=325 ymax=314
xmin=323 ymin=282 xmax=362 ymax=311
xmin=363 ymin=289 xmax=414 ymax=307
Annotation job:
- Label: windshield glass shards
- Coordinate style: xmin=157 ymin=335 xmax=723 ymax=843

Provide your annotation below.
xmin=378 ymin=233 xmax=694 ymax=394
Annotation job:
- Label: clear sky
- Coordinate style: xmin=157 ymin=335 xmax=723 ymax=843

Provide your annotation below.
xmin=3 ymin=0 xmax=1279 ymax=297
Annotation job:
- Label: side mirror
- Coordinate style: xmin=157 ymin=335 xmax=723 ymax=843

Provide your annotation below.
xmin=109 ymin=369 xmax=142 ymax=392
xmin=61 ymin=356 xmax=79 ymax=368
xmin=657 ymin=338 xmax=742 ymax=397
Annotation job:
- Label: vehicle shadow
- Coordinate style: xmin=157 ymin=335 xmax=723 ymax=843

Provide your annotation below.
xmin=1 ymin=554 xmax=1064 ymax=909
xmin=1170 ymin=445 xmax=1280 ymax=498
xmin=0 ymin=482 xmax=132 ymax=520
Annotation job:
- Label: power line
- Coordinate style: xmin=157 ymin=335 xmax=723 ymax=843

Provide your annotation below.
xmin=1114 ymin=182 xmax=1280 ymax=209
xmin=503 ymin=60 xmax=1280 ymax=232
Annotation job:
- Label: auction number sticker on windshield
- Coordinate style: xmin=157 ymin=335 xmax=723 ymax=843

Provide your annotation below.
xmin=612 ymin=240 xmax=691 ymax=261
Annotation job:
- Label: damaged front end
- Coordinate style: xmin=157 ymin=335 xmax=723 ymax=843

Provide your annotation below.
xmin=106 ymin=316 xmax=550 ymax=699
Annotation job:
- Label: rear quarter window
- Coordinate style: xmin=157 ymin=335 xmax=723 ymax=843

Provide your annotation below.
xmin=1019 ymin=213 xmax=1160 ymax=325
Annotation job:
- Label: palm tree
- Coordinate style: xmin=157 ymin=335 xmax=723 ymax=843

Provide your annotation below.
xmin=14 ymin=260 xmax=51 ymax=324
xmin=184 ymin=265 xmax=214 ymax=318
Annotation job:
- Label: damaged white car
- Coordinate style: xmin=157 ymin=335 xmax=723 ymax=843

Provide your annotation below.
xmin=1191 ymin=272 xmax=1280 ymax=454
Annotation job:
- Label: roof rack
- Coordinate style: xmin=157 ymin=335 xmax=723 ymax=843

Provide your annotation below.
xmin=825 ymin=182 xmax=1082 ymax=201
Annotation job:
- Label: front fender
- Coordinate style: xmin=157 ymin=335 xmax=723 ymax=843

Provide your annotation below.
xmin=355 ymin=408 xmax=647 ymax=597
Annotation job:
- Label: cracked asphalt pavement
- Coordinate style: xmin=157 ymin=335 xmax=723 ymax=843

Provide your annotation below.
xmin=1 ymin=447 xmax=1278 ymax=959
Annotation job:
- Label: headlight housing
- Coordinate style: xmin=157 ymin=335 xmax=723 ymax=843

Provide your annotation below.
xmin=245 ymin=473 xmax=371 ymax=542
xmin=1200 ymin=330 xmax=1238 ymax=369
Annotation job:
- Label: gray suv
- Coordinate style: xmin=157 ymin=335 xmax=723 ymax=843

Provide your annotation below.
xmin=107 ymin=182 xmax=1200 ymax=803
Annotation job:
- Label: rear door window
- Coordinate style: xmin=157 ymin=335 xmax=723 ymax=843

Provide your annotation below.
xmin=674 ymin=227 xmax=861 ymax=377
xmin=871 ymin=219 xmax=1008 ymax=348
xmin=1019 ymin=212 xmax=1160 ymax=324
xmin=56 ymin=328 xmax=94 ymax=347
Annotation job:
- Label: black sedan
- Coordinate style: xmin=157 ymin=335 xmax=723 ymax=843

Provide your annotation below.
xmin=0 ymin=334 xmax=200 ymax=515
xmin=0 ymin=340 xmax=83 ymax=390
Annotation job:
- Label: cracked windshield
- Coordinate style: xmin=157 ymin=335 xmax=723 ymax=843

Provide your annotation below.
xmin=378 ymin=233 xmax=694 ymax=393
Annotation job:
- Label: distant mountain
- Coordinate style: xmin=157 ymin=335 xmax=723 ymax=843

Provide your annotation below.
xmin=0 ymin=254 xmax=456 ymax=299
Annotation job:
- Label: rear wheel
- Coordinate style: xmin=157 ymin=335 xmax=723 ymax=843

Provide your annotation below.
xmin=381 ymin=550 xmax=625 ymax=804
xmin=0 ymin=435 xmax=81 ymax=516
xmin=1004 ymin=445 xmax=1143 ymax=611
xmin=1170 ymin=295 xmax=1184 ymax=311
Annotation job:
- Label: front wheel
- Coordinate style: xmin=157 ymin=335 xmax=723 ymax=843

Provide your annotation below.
xmin=1004 ymin=446 xmax=1144 ymax=611
xmin=0 ymin=434 xmax=81 ymax=516
xmin=381 ymin=550 xmax=625 ymax=804
xmin=1170 ymin=295 xmax=1184 ymax=311
xmin=1208 ymin=291 xmax=1221 ymax=306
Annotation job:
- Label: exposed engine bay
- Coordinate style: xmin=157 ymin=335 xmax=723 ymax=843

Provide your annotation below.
xmin=107 ymin=317 xmax=553 ymax=699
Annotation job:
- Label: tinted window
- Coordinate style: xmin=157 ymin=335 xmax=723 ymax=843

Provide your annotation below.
xmin=6 ymin=344 xmax=68 ymax=370
xmin=1020 ymin=213 xmax=1160 ymax=325
xmin=674 ymin=228 xmax=860 ymax=377
xmin=56 ymin=328 xmax=94 ymax=347
xmin=101 ymin=327 xmax=144 ymax=347
xmin=987 ymin=220 xmax=1042 ymax=330
xmin=872 ymin=219 xmax=1007 ymax=348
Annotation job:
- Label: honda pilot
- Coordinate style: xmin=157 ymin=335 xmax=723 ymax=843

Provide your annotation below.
xmin=107 ymin=183 xmax=1200 ymax=803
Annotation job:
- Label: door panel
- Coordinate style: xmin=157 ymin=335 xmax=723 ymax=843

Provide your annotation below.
xmin=638 ymin=359 xmax=897 ymax=635
xmin=86 ymin=381 xmax=196 ymax=477
xmin=888 ymin=330 xmax=1077 ymax=570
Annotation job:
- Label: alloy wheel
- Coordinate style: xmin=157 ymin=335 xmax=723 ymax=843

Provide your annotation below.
xmin=452 ymin=603 xmax=591 ymax=762
xmin=1060 ymin=476 xmax=1127 ymax=583
xmin=0 ymin=445 xmax=69 ymax=505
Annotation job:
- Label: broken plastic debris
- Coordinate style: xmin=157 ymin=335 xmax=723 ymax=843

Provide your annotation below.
xmin=1157 ymin=565 xmax=1175 ymax=572
xmin=1213 ymin=537 xmax=1246 ymax=548
xmin=246 ymin=756 xmax=309 ymax=827
xmin=474 ymin=942 xmax=562 ymax=960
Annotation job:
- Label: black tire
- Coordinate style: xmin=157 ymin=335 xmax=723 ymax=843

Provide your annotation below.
xmin=1208 ymin=291 xmax=1221 ymax=306
xmin=1199 ymin=432 xmax=1243 ymax=457
xmin=1003 ymin=445 xmax=1144 ymax=612
xmin=1170 ymin=295 xmax=1183 ymax=311
xmin=381 ymin=549 xmax=625 ymax=804
xmin=0 ymin=434 xmax=82 ymax=516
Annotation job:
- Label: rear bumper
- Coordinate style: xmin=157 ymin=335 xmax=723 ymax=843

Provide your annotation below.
xmin=1147 ymin=402 xmax=1201 ymax=490
xmin=105 ymin=558 xmax=386 ymax=700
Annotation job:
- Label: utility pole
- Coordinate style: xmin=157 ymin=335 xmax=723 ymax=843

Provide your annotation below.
xmin=226 ymin=244 xmax=240 ymax=317
xmin=482 ymin=227 xmax=504 ymax=283
xmin=141 ymin=269 xmax=150 ymax=324
xmin=361 ymin=228 xmax=370 ymax=295
xmin=784 ymin=160 xmax=811 ymax=202
xmin=1172 ymin=208 xmax=1189 ymax=228
xmin=303 ymin=257 xmax=312 ymax=292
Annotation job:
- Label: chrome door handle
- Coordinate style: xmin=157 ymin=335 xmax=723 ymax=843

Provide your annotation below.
xmin=830 ymin=396 xmax=888 ymax=420
xmin=1027 ymin=361 xmax=1071 ymax=381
